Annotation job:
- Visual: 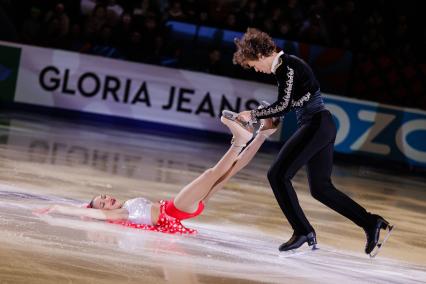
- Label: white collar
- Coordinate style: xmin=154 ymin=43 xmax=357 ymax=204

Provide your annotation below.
xmin=271 ymin=50 xmax=284 ymax=74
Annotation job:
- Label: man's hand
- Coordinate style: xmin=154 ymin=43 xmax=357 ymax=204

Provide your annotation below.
xmin=258 ymin=118 xmax=280 ymax=137
xmin=237 ymin=110 xmax=252 ymax=122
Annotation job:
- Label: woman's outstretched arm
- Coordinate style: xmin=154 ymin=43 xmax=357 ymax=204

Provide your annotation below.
xmin=34 ymin=205 xmax=127 ymax=221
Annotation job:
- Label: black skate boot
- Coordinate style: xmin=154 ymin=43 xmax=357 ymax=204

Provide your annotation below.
xmin=279 ymin=232 xmax=318 ymax=251
xmin=364 ymin=215 xmax=394 ymax=258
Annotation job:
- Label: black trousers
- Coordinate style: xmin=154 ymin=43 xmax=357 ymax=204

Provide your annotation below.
xmin=268 ymin=110 xmax=373 ymax=235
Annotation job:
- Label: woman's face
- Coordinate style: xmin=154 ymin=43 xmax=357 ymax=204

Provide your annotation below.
xmin=91 ymin=194 xmax=122 ymax=210
xmin=246 ymin=57 xmax=272 ymax=74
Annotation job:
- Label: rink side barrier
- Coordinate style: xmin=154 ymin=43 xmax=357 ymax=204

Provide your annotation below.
xmin=0 ymin=41 xmax=425 ymax=169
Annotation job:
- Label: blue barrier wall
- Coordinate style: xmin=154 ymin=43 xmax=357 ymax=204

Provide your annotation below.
xmin=282 ymin=94 xmax=426 ymax=169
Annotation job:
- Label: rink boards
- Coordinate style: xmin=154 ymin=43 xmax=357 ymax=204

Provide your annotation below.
xmin=0 ymin=41 xmax=425 ymax=169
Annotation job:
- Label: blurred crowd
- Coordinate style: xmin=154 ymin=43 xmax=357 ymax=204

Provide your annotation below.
xmin=0 ymin=0 xmax=424 ymax=109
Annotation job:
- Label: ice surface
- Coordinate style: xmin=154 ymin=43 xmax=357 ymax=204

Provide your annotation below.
xmin=0 ymin=112 xmax=425 ymax=283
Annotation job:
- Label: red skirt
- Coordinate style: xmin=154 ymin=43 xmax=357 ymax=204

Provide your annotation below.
xmin=109 ymin=200 xmax=198 ymax=235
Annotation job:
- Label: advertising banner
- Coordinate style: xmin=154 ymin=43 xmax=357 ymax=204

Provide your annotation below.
xmin=7 ymin=42 xmax=278 ymax=137
xmin=326 ymin=95 xmax=425 ymax=168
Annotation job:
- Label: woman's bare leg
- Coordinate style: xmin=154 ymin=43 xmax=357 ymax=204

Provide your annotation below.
xmin=174 ymin=132 xmax=270 ymax=212
xmin=173 ymin=118 xmax=277 ymax=213
xmin=202 ymin=134 xmax=267 ymax=202
xmin=202 ymin=119 xmax=278 ymax=202
xmin=173 ymin=144 xmax=243 ymax=212
xmin=173 ymin=116 xmax=255 ymax=212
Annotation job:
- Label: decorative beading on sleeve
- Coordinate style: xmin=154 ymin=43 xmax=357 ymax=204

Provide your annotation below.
xmin=252 ymin=66 xmax=294 ymax=118
xmin=291 ymin=92 xmax=311 ymax=107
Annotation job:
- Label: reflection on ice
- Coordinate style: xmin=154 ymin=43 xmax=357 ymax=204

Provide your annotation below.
xmin=1 ymin=191 xmax=425 ymax=284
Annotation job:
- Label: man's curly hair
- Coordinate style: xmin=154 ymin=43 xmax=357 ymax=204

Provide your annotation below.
xmin=233 ymin=28 xmax=277 ymax=68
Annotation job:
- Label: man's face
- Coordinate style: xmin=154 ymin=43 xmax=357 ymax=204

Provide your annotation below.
xmin=246 ymin=57 xmax=272 ymax=74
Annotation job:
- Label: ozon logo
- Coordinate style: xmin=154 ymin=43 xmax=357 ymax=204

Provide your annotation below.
xmin=395 ymin=120 xmax=426 ymax=164
xmin=327 ymin=103 xmax=426 ymax=164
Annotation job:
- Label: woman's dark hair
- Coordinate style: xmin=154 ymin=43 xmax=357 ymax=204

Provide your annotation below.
xmin=233 ymin=28 xmax=277 ymax=68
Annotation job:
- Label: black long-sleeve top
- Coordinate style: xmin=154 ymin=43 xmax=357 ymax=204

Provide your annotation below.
xmin=251 ymin=52 xmax=323 ymax=121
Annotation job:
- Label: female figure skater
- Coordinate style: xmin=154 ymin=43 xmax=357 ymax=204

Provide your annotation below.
xmin=232 ymin=28 xmax=393 ymax=257
xmin=35 ymin=115 xmax=278 ymax=234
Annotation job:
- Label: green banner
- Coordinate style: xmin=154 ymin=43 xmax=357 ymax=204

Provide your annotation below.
xmin=0 ymin=44 xmax=21 ymax=103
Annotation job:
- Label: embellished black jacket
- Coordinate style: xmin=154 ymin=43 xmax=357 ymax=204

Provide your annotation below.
xmin=252 ymin=53 xmax=320 ymax=119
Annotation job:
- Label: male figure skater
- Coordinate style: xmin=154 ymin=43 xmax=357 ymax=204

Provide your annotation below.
xmin=233 ymin=28 xmax=393 ymax=257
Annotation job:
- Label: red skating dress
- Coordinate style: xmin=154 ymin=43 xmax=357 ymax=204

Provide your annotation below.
xmin=110 ymin=199 xmax=204 ymax=235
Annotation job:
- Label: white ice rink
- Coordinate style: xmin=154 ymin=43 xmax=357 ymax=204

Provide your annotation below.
xmin=0 ymin=112 xmax=425 ymax=283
